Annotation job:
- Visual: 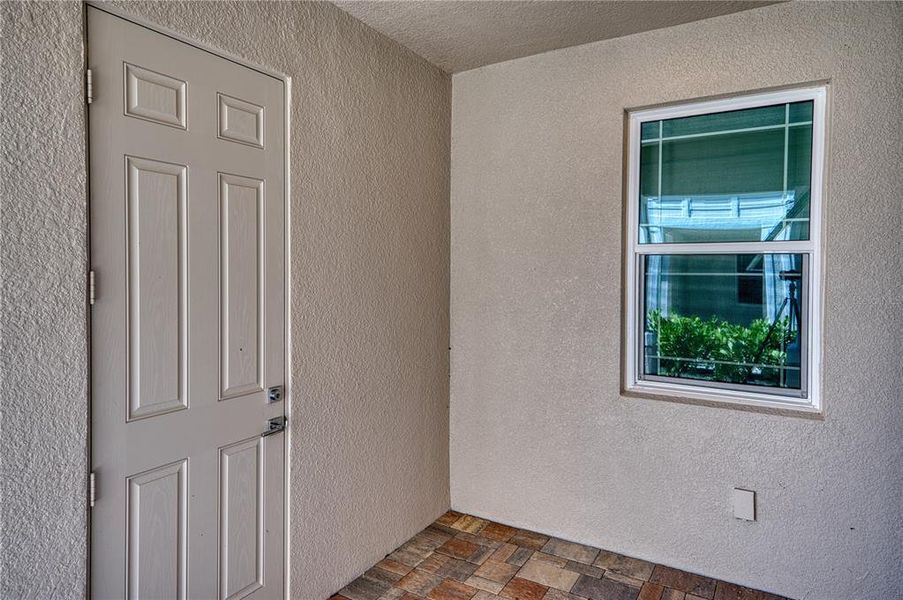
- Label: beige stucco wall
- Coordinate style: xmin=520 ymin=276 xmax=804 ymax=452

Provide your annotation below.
xmin=450 ymin=2 xmax=902 ymax=599
xmin=1 ymin=2 xmax=450 ymax=598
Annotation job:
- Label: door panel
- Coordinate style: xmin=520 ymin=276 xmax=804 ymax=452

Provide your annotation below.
xmin=89 ymin=7 xmax=285 ymax=599
xmin=218 ymin=94 xmax=265 ymax=148
xmin=219 ymin=437 xmax=264 ymax=600
xmin=127 ymin=460 xmax=188 ymax=600
xmin=126 ymin=157 xmax=188 ymax=421
xmin=124 ymin=63 xmax=188 ymax=129
xmin=219 ymin=173 xmax=265 ymax=400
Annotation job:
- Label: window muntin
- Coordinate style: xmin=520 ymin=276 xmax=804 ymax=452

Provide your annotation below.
xmin=639 ymin=101 xmax=814 ymax=245
xmin=625 ymin=87 xmax=825 ymax=411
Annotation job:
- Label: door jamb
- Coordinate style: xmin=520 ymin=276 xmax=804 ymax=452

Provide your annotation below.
xmin=83 ymin=3 xmax=294 ymax=597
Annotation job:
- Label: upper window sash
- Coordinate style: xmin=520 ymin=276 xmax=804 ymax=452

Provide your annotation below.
xmin=626 ymin=86 xmax=827 ymax=254
xmin=628 ymin=87 xmax=827 ymax=130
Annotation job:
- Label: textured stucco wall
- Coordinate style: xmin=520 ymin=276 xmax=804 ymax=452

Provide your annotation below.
xmin=1 ymin=2 xmax=451 ymax=598
xmin=1 ymin=2 xmax=90 ymax=598
xmin=450 ymin=2 xmax=902 ymax=599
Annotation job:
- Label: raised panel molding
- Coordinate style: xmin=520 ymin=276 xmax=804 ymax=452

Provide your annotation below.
xmin=126 ymin=156 xmax=188 ymax=421
xmin=217 ymin=93 xmax=264 ymax=148
xmin=218 ymin=173 xmax=265 ymax=400
xmin=124 ymin=63 xmax=187 ymax=129
xmin=218 ymin=438 xmax=264 ymax=600
xmin=127 ymin=459 xmax=188 ymax=600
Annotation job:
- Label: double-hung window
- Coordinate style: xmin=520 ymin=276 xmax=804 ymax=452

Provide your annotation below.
xmin=624 ymin=86 xmax=827 ymax=412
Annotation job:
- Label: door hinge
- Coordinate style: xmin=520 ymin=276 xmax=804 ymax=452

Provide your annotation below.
xmin=85 ymin=69 xmax=94 ymax=104
xmin=89 ymin=472 xmax=96 ymax=508
xmin=88 ymin=270 xmax=96 ymax=306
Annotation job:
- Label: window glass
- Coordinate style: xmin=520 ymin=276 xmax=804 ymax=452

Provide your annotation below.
xmin=642 ymin=253 xmax=804 ymax=392
xmin=639 ymin=101 xmax=813 ymax=244
xmin=736 ymin=254 xmax=764 ymax=305
xmin=661 ymin=104 xmax=784 ymax=138
xmin=640 ymin=121 xmax=659 ymax=141
xmin=788 ymin=100 xmax=813 ymax=123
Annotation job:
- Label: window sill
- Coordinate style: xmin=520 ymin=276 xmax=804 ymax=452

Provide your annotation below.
xmin=622 ymin=382 xmax=823 ymax=420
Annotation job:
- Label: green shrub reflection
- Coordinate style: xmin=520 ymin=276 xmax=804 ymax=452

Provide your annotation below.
xmin=647 ymin=310 xmax=796 ymax=384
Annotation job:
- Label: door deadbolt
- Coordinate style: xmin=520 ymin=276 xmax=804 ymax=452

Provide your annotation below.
xmin=267 ymin=386 xmax=283 ymax=403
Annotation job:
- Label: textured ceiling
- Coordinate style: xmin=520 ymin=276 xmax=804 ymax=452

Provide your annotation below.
xmin=333 ymin=1 xmax=781 ymax=73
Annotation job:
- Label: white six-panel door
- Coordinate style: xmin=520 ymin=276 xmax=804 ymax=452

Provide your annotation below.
xmin=88 ymin=7 xmax=285 ymax=599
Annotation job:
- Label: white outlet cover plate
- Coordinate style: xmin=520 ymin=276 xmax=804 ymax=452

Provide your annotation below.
xmin=733 ymin=488 xmax=756 ymax=521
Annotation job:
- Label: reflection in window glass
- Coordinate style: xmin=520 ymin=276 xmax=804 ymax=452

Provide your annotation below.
xmin=642 ymin=254 xmax=804 ymax=392
xmin=736 ymin=254 xmax=764 ymax=305
xmin=639 ymin=101 xmax=813 ymax=244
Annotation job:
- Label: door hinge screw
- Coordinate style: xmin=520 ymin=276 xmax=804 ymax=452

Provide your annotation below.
xmin=89 ymin=472 xmax=96 ymax=508
xmin=86 ymin=69 xmax=94 ymax=104
xmin=89 ymin=270 xmax=96 ymax=306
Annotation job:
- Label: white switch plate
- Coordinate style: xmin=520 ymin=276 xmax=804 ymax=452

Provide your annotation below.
xmin=733 ymin=488 xmax=756 ymax=521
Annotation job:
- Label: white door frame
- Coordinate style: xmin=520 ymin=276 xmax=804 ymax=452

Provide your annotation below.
xmin=83 ymin=3 xmax=293 ymax=597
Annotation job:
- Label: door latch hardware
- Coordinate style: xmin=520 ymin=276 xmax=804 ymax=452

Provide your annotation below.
xmin=89 ymin=472 xmax=96 ymax=508
xmin=261 ymin=416 xmax=287 ymax=437
xmin=266 ymin=386 xmax=283 ymax=403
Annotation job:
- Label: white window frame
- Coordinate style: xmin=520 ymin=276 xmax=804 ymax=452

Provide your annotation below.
xmin=623 ymin=85 xmax=827 ymax=414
